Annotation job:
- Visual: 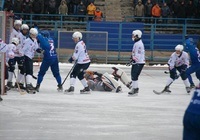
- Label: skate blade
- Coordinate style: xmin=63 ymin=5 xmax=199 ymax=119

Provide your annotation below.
xmin=80 ymin=91 xmax=91 ymax=94
xmin=27 ymin=90 xmax=36 ymax=94
xmin=64 ymin=91 xmax=74 ymax=95
xmin=128 ymin=93 xmax=138 ymax=97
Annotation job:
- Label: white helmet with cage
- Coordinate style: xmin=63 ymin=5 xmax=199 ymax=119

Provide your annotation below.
xmin=72 ymin=31 xmax=82 ymax=40
xmin=14 ymin=20 xmax=22 ymax=26
xmin=11 ymin=37 xmax=19 ymax=45
xmin=175 ymin=44 xmax=184 ymax=52
xmin=21 ymin=24 xmax=29 ymax=30
xmin=29 ymin=28 xmax=38 ymax=36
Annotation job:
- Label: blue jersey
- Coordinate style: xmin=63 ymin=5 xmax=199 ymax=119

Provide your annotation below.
xmin=186 ymin=88 xmax=200 ymax=115
xmin=185 ymin=38 xmax=200 ymax=65
xmin=37 ymin=34 xmax=57 ymax=60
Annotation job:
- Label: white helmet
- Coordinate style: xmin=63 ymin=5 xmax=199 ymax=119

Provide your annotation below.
xmin=14 ymin=20 xmax=22 ymax=26
xmin=175 ymin=44 xmax=184 ymax=51
xmin=21 ymin=24 xmax=29 ymax=30
xmin=29 ymin=28 xmax=38 ymax=36
xmin=72 ymin=31 xmax=82 ymax=40
xmin=11 ymin=37 xmax=19 ymax=45
xmin=132 ymin=30 xmax=142 ymax=38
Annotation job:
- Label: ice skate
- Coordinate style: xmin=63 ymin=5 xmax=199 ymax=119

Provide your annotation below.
xmin=116 ymin=86 xmax=122 ymax=93
xmin=0 ymin=96 xmax=2 ymax=101
xmin=190 ymin=83 xmax=195 ymax=89
xmin=7 ymin=81 xmax=14 ymax=89
xmin=26 ymin=84 xmax=36 ymax=94
xmin=15 ymin=82 xmax=26 ymax=90
xmin=80 ymin=86 xmax=90 ymax=94
xmin=186 ymin=87 xmax=191 ymax=94
xmin=162 ymin=86 xmax=171 ymax=93
xmin=57 ymin=84 xmax=63 ymax=92
xmin=35 ymin=84 xmax=40 ymax=92
xmin=64 ymin=86 xmax=74 ymax=94
xmin=128 ymin=88 xmax=139 ymax=96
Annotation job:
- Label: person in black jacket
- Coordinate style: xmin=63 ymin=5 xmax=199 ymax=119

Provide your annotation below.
xmin=77 ymin=1 xmax=86 ymax=21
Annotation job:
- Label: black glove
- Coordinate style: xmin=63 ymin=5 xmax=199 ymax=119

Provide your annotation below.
xmin=68 ymin=56 xmax=74 ymax=63
xmin=36 ymin=48 xmax=43 ymax=53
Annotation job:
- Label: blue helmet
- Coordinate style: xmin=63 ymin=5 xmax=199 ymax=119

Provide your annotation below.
xmin=40 ymin=30 xmax=50 ymax=38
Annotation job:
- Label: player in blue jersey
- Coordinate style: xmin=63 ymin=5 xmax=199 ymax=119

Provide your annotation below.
xmin=183 ymin=84 xmax=200 ymax=139
xmin=35 ymin=30 xmax=63 ymax=92
xmin=185 ymin=37 xmax=200 ymax=85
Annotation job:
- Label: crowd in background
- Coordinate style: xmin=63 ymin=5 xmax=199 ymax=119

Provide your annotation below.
xmin=3 ymin=0 xmax=103 ymax=22
xmin=133 ymin=0 xmax=200 ymax=23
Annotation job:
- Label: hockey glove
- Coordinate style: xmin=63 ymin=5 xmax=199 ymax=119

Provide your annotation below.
xmin=68 ymin=56 xmax=74 ymax=63
xmin=36 ymin=48 xmax=43 ymax=53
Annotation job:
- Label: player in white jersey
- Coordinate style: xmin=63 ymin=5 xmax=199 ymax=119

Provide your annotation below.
xmin=128 ymin=30 xmax=145 ymax=96
xmin=6 ymin=20 xmax=22 ymax=88
xmin=14 ymin=24 xmax=29 ymax=89
xmin=6 ymin=38 xmax=19 ymax=89
xmin=19 ymin=28 xmax=42 ymax=92
xmin=161 ymin=45 xmax=191 ymax=93
xmin=65 ymin=31 xmax=91 ymax=94
xmin=9 ymin=20 xmax=22 ymax=43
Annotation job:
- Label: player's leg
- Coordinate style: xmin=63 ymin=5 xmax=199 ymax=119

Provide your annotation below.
xmin=15 ymin=56 xmax=25 ymax=89
xmin=102 ymin=72 xmax=121 ymax=93
xmin=7 ymin=58 xmax=16 ymax=89
xmin=77 ymin=63 xmax=91 ymax=93
xmin=129 ymin=64 xmax=144 ymax=95
xmin=186 ymin=66 xmax=197 ymax=87
xmin=50 ymin=58 xmax=62 ymax=91
xmin=24 ymin=56 xmax=35 ymax=91
xmin=177 ymin=66 xmax=191 ymax=93
xmin=64 ymin=64 xmax=79 ymax=93
xmin=112 ymin=67 xmax=132 ymax=89
xmin=35 ymin=59 xmax=50 ymax=92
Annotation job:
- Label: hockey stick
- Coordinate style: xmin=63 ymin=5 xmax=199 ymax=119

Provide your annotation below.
xmin=61 ymin=61 xmax=77 ymax=86
xmin=13 ymin=72 xmax=26 ymax=95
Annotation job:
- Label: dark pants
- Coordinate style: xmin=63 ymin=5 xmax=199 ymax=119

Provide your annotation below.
xmin=8 ymin=57 xmax=25 ymax=74
xmin=131 ymin=64 xmax=144 ymax=80
xmin=37 ymin=58 xmax=62 ymax=85
xmin=70 ymin=62 xmax=90 ymax=80
xmin=24 ymin=55 xmax=33 ymax=76
xmin=183 ymin=111 xmax=200 ymax=140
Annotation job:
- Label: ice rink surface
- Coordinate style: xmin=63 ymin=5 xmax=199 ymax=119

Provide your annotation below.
xmin=0 ymin=63 xmax=196 ymax=140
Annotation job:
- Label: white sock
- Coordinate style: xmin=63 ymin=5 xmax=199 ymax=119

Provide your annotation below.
xmin=183 ymin=79 xmax=190 ymax=87
xmin=7 ymin=72 xmax=13 ymax=82
xmin=70 ymin=78 xmax=76 ymax=87
xmin=131 ymin=80 xmax=138 ymax=88
xmin=17 ymin=73 xmax=24 ymax=83
xmin=26 ymin=75 xmax=32 ymax=84
xmin=166 ymin=78 xmax=173 ymax=87
xmin=81 ymin=78 xmax=88 ymax=87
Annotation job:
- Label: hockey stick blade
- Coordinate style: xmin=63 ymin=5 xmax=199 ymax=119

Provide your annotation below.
xmin=153 ymin=90 xmax=164 ymax=95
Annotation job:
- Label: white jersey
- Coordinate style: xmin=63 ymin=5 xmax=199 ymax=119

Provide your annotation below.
xmin=9 ymin=28 xmax=20 ymax=43
xmin=19 ymin=37 xmax=39 ymax=59
xmin=168 ymin=51 xmax=189 ymax=68
xmin=16 ymin=32 xmax=27 ymax=57
xmin=72 ymin=40 xmax=90 ymax=64
xmin=6 ymin=44 xmax=17 ymax=62
xmin=132 ymin=39 xmax=145 ymax=64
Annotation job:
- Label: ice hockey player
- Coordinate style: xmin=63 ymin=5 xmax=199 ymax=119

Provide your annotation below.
xmin=158 ymin=45 xmax=191 ymax=94
xmin=6 ymin=37 xmax=19 ymax=90
xmin=6 ymin=20 xmax=22 ymax=88
xmin=84 ymin=70 xmax=122 ymax=92
xmin=183 ymin=83 xmax=200 ymax=139
xmin=128 ymin=30 xmax=145 ymax=96
xmin=185 ymin=37 xmax=200 ymax=86
xmin=65 ymin=31 xmax=91 ymax=94
xmin=19 ymin=28 xmax=42 ymax=93
xmin=84 ymin=67 xmax=132 ymax=92
xmin=13 ymin=24 xmax=30 ymax=90
xmin=35 ymin=30 xmax=63 ymax=92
